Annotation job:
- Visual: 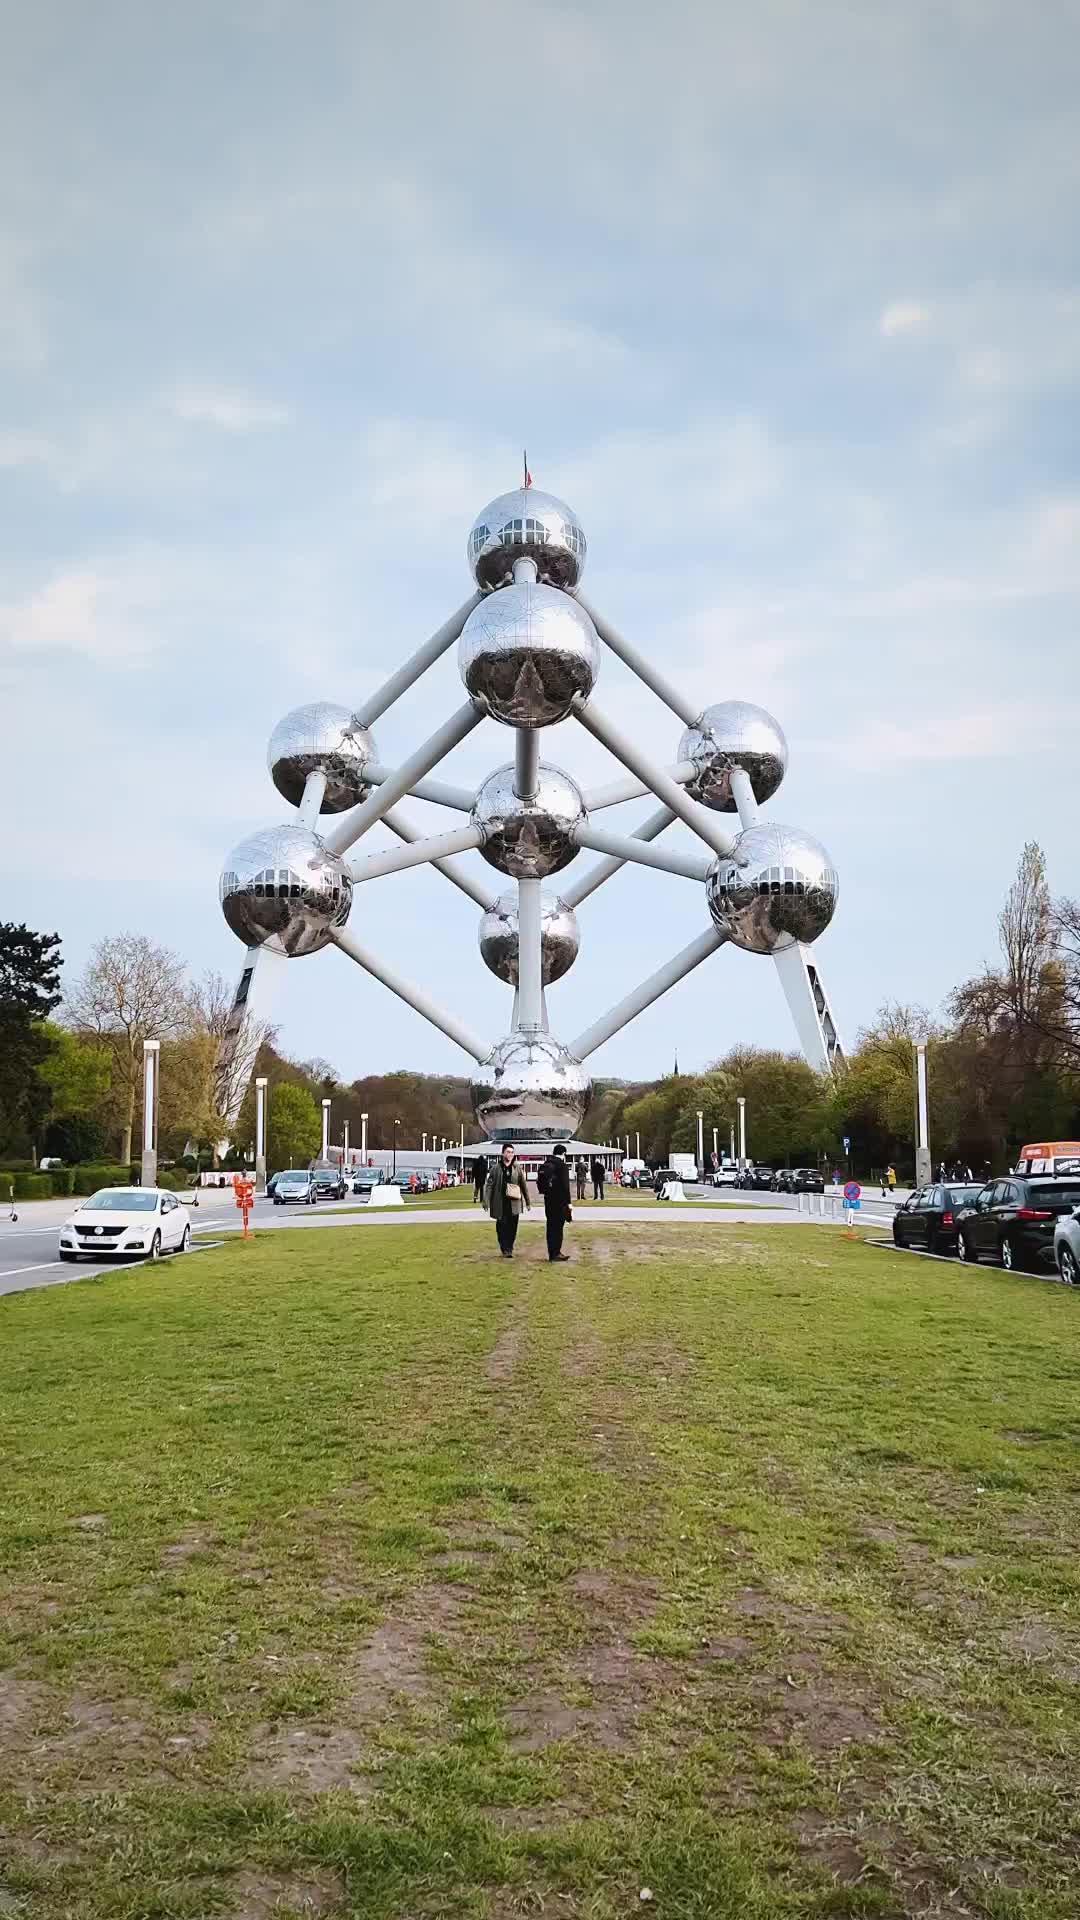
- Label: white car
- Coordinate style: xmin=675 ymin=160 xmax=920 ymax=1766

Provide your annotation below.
xmin=59 ymin=1187 xmax=191 ymax=1264
xmin=712 ymin=1167 xmax=740 ymax=1188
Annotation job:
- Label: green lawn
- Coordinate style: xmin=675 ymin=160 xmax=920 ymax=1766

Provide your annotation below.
xmin=3 ymin=1222 xmax=1080 ymax=1917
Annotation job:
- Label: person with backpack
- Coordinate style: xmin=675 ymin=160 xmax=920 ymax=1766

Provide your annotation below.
xmin=483 ymin=1144 xmax=530 ymax=1257
xmin=537 ymin=1144 xmax=573 ymax=1262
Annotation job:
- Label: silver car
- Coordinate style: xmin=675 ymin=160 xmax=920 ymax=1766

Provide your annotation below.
xmin=1053 ymin=1205 xmax=1080 ymax=1286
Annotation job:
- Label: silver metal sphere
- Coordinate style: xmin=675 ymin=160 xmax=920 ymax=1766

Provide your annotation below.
xmin=220 ymin=824 xmax=352 ymax=957
xmin=267 ymin=703 xmax=377 ymax=813
xmin=458 ymin=583 xmax=599 ymax=727
xmin=471 ymin=762 xmax=585 ymax=879
xmin=478 ymin=889 xmax=580 ymax=986
xmin=705 ymin=824 xmax=839 ymax=954
xmin=678 ymin=701 xmax=789 ymax=812
xmin=468 ymin=487 xmax=586 ymax=593
xmin=471 ymin=1030 xmax=591 ymax=1142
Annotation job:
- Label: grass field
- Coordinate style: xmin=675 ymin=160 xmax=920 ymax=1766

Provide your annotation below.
xmin=3 ymin=1221 xmax=1080 ymax=1918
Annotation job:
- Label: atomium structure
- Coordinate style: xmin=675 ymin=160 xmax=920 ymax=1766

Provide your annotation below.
xmin=214 ymin=481 xmax=843 ymax=1149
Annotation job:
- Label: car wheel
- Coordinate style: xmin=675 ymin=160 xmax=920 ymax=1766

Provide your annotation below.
xmin=959 ymin=1232 xmax=979 ymax=1264
xmin=148 ymin=1231 xmax=162 ymax=1262
xmin=1001 ymin=1236 xmax=1016 ymax=1272
xmin=1059 ymin=1245 xmax=1078 ymax=1287
xmin=59 ymin=1251 xmax=77 ymax=1263
xmin=273 ymin=1196 xmax=281 ymax=1205
xmin=179 ymin=1225 xmax=190 ymax=1253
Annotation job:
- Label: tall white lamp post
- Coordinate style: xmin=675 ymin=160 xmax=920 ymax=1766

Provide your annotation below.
xmin=320 ymin=1097 xmax=331 ymax=1161
xmin=696 ymin=1108 xmax=704 ymax=1172
xmin=141 ymin=1039 xmax=160 ymax=1189
xmin=737 ymin=1095 xmax=747 ymax=1167
xmin=914 ymin=1042 xmax=931 ymax=1186
xmin=361 ymin=1112 xmax=368 ymax=1161
xmin=254 ymin=1075 xmax=268 ymax=1189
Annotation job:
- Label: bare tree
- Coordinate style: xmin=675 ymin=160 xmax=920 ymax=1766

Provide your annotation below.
xmin=66 ymin=935 xmax=190 ymax=1162
xmin=188 ymin=969 xmax=276 ymax=1155
xmin=998 ymin=841 xmax=1055 ymax=1030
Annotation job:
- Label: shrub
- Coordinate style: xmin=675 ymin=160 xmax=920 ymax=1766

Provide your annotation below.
xmin=72 ymin=1165 xmax=131 ymax=1196
xmin=11 ymin=1172 xmax=51 ymax=1200
xmin=47 ymin=1168 xmax=76 ymax=1196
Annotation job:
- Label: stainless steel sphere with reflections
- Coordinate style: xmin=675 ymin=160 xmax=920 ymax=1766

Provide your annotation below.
xmin=458 ymin=583 xmax=599 ymax=727
xmin=220 ymin=824 xmax=352 ymax=957
xmin=468 ymin=487 xmax=587 ymax=593
xmin=678 ymin=701 xmax=789 ymax=812
xmin=472 ymin=762 xmax=585 ymax=879
xmin=267 ymin=703 xmax=377 ymax=813
xmin=705 ymin=824 xmax=839 ymax=954
xmin=471 ymin=1030 xmax=591 ymax=1142
xmin=478 ymin=889 xmax=580 ymax=985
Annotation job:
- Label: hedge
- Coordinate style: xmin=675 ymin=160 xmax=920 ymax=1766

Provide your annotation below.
xmin=71 ymin=1165 xmax=134 ymax=1196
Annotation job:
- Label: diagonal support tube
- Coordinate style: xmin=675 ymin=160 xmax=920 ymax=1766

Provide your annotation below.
xmin=573 ymin=698 xmax=737 ymax=859
xmin=362 ymin=765 xmax=477 ymax=812
xmin=562 ymin=805 xmax=675 ymax=909
xmin=383 ymin=808 xmax=495 ymax=909
xmin=571 ymin=926 xmax=726 ymax=1061
xmin=352 ymin=593 xmax=481 ymax=729
xmin=575 ymin=593 xmax=701 ymax=729
xmin=331 ymin=927 xmax=489 ymax=1062
xmin=347 ymin=824 xmax=484 ymax=883
xmin=583 ymin=763 xmax=696 ymax=811
xmin=571 ymin=821 xmax=711 ymax=882
xmin=325 ymin=702 xmax=484 ymax=857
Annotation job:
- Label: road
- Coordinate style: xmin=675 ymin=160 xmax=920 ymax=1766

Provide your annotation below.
xmin=0 ymin=1181 xmax=909 ymax=1299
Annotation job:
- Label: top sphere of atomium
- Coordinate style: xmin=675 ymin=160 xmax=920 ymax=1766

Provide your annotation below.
xmin=678 ymin=701 xmax=788 ymax=812
xmin=268 ymin=703 xmax=377 ymax=813
xmin=472 ymin=762 xmax=585 ymax=879
xmin=219 ymin=823 xmax=352 ymax=957
xmin=467 ymin=487 xmax=587 ymax=593
xmin=479 ymin=889 xmax=580 ymax=986
xmin=459 ymin=583 xmax=599 ymax=728
xmin=471 ymin=1030 xmax=591 ymax=1142
xmin=705 ymin=823 xmax=838 ymax=954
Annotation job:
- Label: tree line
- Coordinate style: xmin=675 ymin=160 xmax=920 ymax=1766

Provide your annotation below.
xmin=2 ymin=842 xmax=1076 ymax=1176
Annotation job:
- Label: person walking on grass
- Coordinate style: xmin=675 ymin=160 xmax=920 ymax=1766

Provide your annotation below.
xmin=575 ymin=1157 xmax=587 ymax=1202
xmin=483 ymin=1144 xmax=530 ymax=1257
xmin=591 ymin=1155 xmax=605 ymax=1201
xmin=538 ymin=1143 xmax=573 ymax=1262
xmin=472 ymin=1155 xmax=486 ymax=1203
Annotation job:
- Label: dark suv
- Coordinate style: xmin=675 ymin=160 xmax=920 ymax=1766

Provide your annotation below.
xmin=793 ymin=1167 xmax=825 ymax=1193
xmin=892 ymin=1182 xmax=982 ymax=1256
xmin=310 ymin=1167 xmax=347 ymax=1201
xmin=957 ymin=1177 xmax=1080 ymax=1274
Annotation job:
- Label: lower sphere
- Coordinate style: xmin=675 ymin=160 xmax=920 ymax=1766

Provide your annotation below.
xmin=678 ymin=701 xmax=788 ymax=812
xmin=219 ymin=823 xmax=352 ymax=956
xmin=471 ymin=1030 xmax=591 ymax=1142
xmin=478 ymin=889 xmax=580 ymax=985
xmin=267 ymin=703 xmax=377 ymax=813
xmin=705 ymin=823 xmax=838 ymax=954
xmin=471 ymin=762 xmax=585 ymax=879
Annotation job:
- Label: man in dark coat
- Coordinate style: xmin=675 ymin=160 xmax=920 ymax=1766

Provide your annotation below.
xmin=472 ymin=1155 xmax=486 ymax=1202
xmin=542 ymin=1144 xmax=573 ymax=1262
xmin=575 ymin=1156 xmax=587 ymax=1201
xmin=591 ymin=1155 xmax=605 ymax=1201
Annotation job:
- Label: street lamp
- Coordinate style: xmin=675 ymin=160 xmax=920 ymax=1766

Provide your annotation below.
xmin=255 ymin=1076 xmax=268 ymax=1190
xmin=320 ymin=1097 xmax=331 ymax=1161
xmin=712 ymin=1124 xmax=718 ymax=1166
xmin=696 ymin=1108 xmax=704 ymax=1172
xmin=913 ymin=1042 xmax=931 ymax=1186
xmin=393 ymin=1118 xmax=401 ymax=1178
xmin=737 ymin=1095 xmax=747 ymax=1167
xmin=361 ymin=1112 xmax=368 ymax=1162
xmin=422 ymin=1131 xmax=427 ymax=1152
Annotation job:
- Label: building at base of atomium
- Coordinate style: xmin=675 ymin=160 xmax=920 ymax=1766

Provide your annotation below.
xmin=215 ymin=480 xmax=843 ymax=1170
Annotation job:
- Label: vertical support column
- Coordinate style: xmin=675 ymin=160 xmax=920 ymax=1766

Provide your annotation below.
xmin=321 ymin=1098 xmax=331 ymax=1162
xmin=696 ymin=1109 xmax=704 ymax=1172
xmin=737 ymin=1095 xmax=747 ymax=1167
xmin=255 ymin=1076 xmax=268 ymax=1190
xmin=517 ymin=877 xmax=543 ymax=1030
xmin=729 ymin=1121 xmax=735 ymax=1162
xmin=914 ymin=1042 xmax=931 ymax=1187
xmin=343 ymin=1120 xmax=350 ymax=1168
xmin=361 ymin=1113 xmax=369 ymax=1162
xmin=141 ymin=1040 xmax=160 ymax=1189
xmin=712 ymin=1126 xmax=718 ymax=1165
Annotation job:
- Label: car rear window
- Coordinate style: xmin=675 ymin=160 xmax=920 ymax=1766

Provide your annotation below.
xmin=945 ymin=1185 xmax=982 ymax=1205
xmin=1029 ymin=1182 xmax=1080 ymax=1209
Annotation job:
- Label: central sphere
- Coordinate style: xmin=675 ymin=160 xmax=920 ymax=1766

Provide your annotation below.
xmin=467 ymin=487 xmax=587 ymax=593
xmin=678 ymin=701 xmax=788 ymax=813
xmin=458 ymin=582 xmax=599 ymax=727
xmin=219 ymin=823 xmax=352 ymax=957
xmin=705 ymin=823 xmax=839 ymax=954
xmin=268 ymin=703 xmax=377 ymax=813
xmin=471 ymin=762 xmax=585 ymax=879
xmin=471 ymin=1030 xmax=591 ymax=1142
xmin=478 ymin=889 xmax=580 ymax=985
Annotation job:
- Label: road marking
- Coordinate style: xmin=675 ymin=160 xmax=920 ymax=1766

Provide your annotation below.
xmin=0 ymin=1260 xmax=64 ymax=1279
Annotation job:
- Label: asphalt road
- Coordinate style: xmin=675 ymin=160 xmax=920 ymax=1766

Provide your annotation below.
xmin=0 ymin=1182 xmax=908 ymax=1299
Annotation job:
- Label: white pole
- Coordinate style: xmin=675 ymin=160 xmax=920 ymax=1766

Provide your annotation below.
xmin=728 ymin=766 xmax=760 ymax=830
xmin=737 ymin=1096 xmax=747 ymax=1166
xmin=422 ymin=1132 xmax=427 ymax=1151
xmin=343 ymin=1120 xmax=350 ymax=1165
xmin=297 ymin=769 xmax=328 ymax=829
xmin=712 ymin=1125 xmax=718 ymax=1162
xmin=141 ymin=1039 xmax=160 ymax=1189
xmin=321 ymin=1098 xmax=331 ymax=1161
xmin=325 ymin=702 xmax=485 ymax=857
xmin=571 ymin=821 xmax=711 ymax=881
xmin=575 ymin=593 xmax=701 ymax=728
xmin=914 ymin=1041 xmax=931 ymax=1186
xmin=382 ymin=807 xmax=496 ymax=910
xmin=348 ymin=824 xmax=484 ymax=883
xmin=583 ymin=764 xmax=696 ymax=811
xmin=635 ymin=1131 xmax=640 ymax=1157
xmin=255 ymin=1075 xmax=268 ymax=1189
xmin=360 ymin=765 xmax=477 ymax=811
xmin=331 ymin=927 xmax=489 ymax=1062
xmin=361 ymin=1112 xmax=368 ymax=1161
xmin=514 ymin=726 xmax=540 ymax=800
xmin=729 ymin=1122 xmax=736 ymax=1161
xmin=562 ymin=805 xmax=676 ymax=910
xmin=352 ymin=592 xmax=481 ymax=729
xmin=517 ymin=877 xmax=544 ymax=1029
xmin=573 ymin=700 xmax=737 ymax=859
xmin=571 ymin=926 xmax=725 ymax=1061
xmin=696 ymin=1109 xmax=704 ymax=1170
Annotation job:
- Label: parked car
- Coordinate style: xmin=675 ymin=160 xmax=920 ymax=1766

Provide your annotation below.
xmin=311 ymin=1167 xmax=347 ymax=1201
xmin=774 ymin=1169 xmax=796 ymax=1193
xmin=650 ymin=1167 xmax=676 ymax=1190
xmin=265 ymin=1172 xmax=282 ymax=1199
xmin=793 ymin=1168 xmax=825 ymax=1193
xmin=59 ymin=1187 xmax=191 ymax=1263
xmin=351 ymin=1169 xmax=383 ymax=1194
xmin=892 ymin=1182 xmax=983 ymax=1256
xmin=1053 ymin=1206 xmax=1080 ymax=1286
xmin=749 ymin=1167 xmax=777 ymax=1191
xmin=712 ymin=1166 xmax=740 ymax=1188
xmin=957 ymin=1176 xmax=1080 ymax=1273
xmin=273 ymin=1170 xmax=318 ymax=1206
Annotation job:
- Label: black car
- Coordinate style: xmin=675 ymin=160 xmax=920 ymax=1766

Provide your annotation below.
xmin=892 ymin=1182 xmax=983 ymax=1256
xmin=774 ymin=1169 xmax=796 ymax=1193
xmin=310 ymin=1167 xmax=347 ymax=1201
xmin=793 ymin=1167 xmax=824 ymax=1193
xmin=957 ymin=1176 xmax=1080 ymax=1274
xmin=746 ymin=1167 xmax=776 ymax=1191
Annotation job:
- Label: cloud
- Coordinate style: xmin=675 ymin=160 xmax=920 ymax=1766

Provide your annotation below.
xmin=166 ymin=381 xmax=291 ymax=431
xmin=0 ymin=569 xmax=146 ymax=665
xmin=880 ymin=300 xmax=931 ymax=338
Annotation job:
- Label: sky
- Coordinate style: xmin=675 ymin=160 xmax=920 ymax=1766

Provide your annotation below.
xmin=2 ymin=0 xmax=1078 ymax=1084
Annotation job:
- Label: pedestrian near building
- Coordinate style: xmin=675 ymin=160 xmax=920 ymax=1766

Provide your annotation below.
xmin=591 ymin=1156 xmax=605 ymax=1201
xmin=538 ymin=1143 xmax=573 ymax=1262
xmin=575 ymin=1157 xmax=587 ymax=1201
xmin=886 ymin=1165 xmax=897 ymax=1192
xmin=483 ymin=1145 xmax=530 ymax=1257
xmin=472 ymin=1155 xmax=486 ymax=1202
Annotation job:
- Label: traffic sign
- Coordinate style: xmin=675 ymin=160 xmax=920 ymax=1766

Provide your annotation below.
xmin=843 ymin=1180 xmax=861 ymax=1203
xmin=848 ymin=1197 xmax=861 ymax=1211
xmin=842 ymin=1136 xmax=851 ymax=1154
